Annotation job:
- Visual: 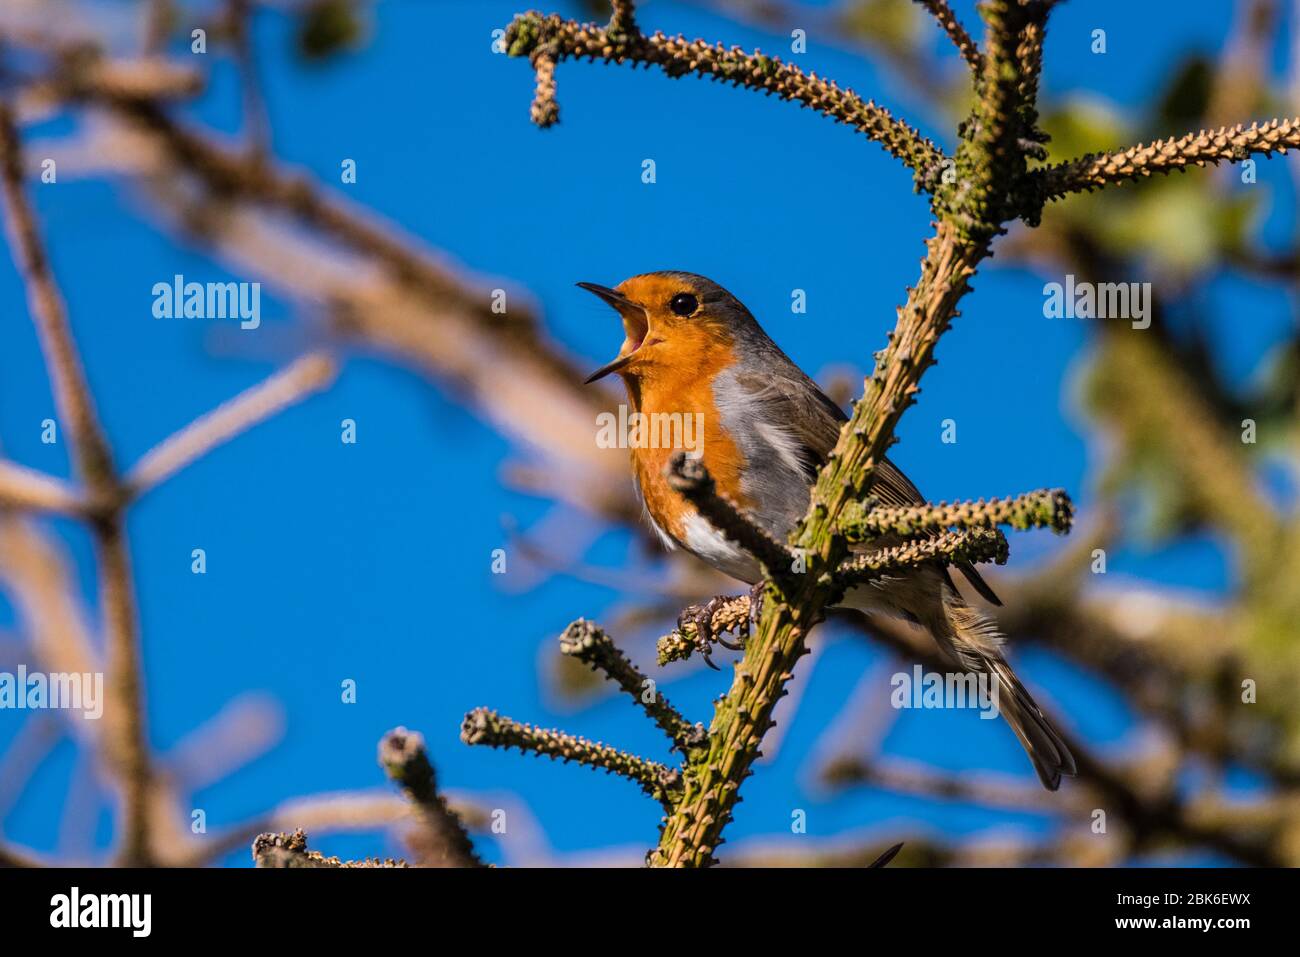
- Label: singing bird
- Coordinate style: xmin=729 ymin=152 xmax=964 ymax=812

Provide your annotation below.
xmin=578 ymin=271 xmax=1076 ymax=790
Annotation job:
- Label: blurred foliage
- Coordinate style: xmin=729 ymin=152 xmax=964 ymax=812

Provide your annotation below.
xmin=295 ymin=0 xmax=367 ymax=61
xmin=1155 ymin=55 xmax=1216 ymax=133
xmin=839 ymin=0 xmax=922 ymax=59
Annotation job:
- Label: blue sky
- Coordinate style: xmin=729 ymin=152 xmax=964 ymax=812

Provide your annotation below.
xmin=0 ymin=0 xmax=1293 ymax=865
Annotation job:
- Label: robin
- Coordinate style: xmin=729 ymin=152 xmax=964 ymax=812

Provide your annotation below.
xmin=578 ymin=270 xmax=1077 ymax=791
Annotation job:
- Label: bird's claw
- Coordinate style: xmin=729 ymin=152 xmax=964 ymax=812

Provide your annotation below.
xmin=677 ymin=592 xmax=756 ymax=665
xmin=677 ymin=596 xmax=727 ymax=669
xmin=714 ymin=583 xmax=766 ymax=651
xmin=715 ymin=632 xmax=745 ymax=651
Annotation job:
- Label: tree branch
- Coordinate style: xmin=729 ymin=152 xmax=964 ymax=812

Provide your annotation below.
xmin=0 ymin=101 xmax=153 ymax=867
xmin=835 ymin=527 xmax=1008 ymax=587
xmin=378 ymin=728 xmax=485 ymax=868
xmin=460 ymin=707 xmax=682 ymax=811
xmin=252 ymin=829 xmax=408 ymax=868
xmin=0 ymin=459 xmax=84 ymax=515
xmin=951 ymin=0 xmax=1042 ymax=234
xmin=123 ymin=353 xmax=338 ymax=498
xmin=502 ymin=11 xmax=948 ymax=188
xmin=823 ymin=756 xmax=1059 ymax=812
xmin=665 ymin=452 xmax=797 ymax=585
xmin=1032 ymin=118 xmax=1300 ymax=203
xmin=914 ymin=0 xmax=984 ymax=75
xmin=837 ymin=488 xmax=1073 ymax=540
xmin=559 ymin=619 xmax=706 ymax=754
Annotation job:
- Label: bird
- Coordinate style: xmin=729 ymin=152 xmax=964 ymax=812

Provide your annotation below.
xmin=577 ymin=270 xmax=1077 ymax=791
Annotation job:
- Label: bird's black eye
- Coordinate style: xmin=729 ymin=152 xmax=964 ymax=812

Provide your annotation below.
xmin=669 ymin=292 xmax=698 ymax=317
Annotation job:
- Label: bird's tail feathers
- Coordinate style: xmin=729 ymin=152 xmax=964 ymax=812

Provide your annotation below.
xmin=937 ymin=591 xmax=1076 ymax=790
xmin=984 ymin=654 xmax=1077 ymax=790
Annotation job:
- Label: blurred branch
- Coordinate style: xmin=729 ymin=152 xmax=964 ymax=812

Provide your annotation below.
xmin=223 ymin=0 xmax=272 ymax=160
xmin=0 ymin=841 xmax=44 ymax=868
xmin=847 ymin=609 xmax=1286 ymax=867
xmin=0 ymin=100 xmax=152 ymax=866
xmin=378 ymin=728 xmax=484 ymax=868
xmin=0 ymin=714 xmax=61 ymax=820
xmin=252 ymin=829 xmax=408 ymax=868
xmin=0 ymin=459 xmax=84 ymax=514
xmin=123 ymin=352 xmax=338 ymax=498
xmin=183 ymin=791 xmax=413 ymax=867
xmin=21 ymin=52 xmax=204 ymax=107
xmin=0 ymin=105 xmax=115 ymax=489
xmin=58 ymin=78 xmax=638 ymax=521
xmin=724 ymin=830 xmax=1064 ymax=867
xmin=823 ymin=756 xmax=1060 ymax=812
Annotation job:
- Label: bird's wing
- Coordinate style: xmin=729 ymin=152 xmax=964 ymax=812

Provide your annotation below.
xmin=731 ymin=364 xmax=1002 ymax=606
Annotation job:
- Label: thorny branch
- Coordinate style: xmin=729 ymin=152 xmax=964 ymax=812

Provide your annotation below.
xmin=378 ymin=728 xmax=485 ymax=868
xmin=252 ymin=829 xmax=408 ymax=869
xmin=558 ymin=620 xmax=707 ymax=754
xmin=665 ymin=452 xmax=797 ymax=586
xmin=834 ymin=527 xmax=1009 ymax=587
xmin=914 ymin=0 xmax=984 ymax=75
xmin=460 ymin=707 xmax=683 ymax=812
xmin=503 ymin=10 xmax=949 ymax=190
xmin=1032 ymin=118 xmax=1300 ymax=203
xmin=837 ymin=488 xmax=1073 ymax=540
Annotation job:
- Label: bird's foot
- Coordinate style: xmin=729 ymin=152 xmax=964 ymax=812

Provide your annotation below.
xmin=676 ymin=593 xmax=752 ymax=668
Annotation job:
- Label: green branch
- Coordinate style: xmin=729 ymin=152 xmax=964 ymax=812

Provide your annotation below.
xmin=559 ymin=620 xmax=706 ymax=756
xmin=460 ymin=707 xmax=682 ymax=811
xmin=914 ymin=0 xmax=984 ymax=75
xmin=838 ymin=488 xmax=1073 ymax=540
xmin=502 ymin=11 xmax=948 ymax=189
xmin=1030 ymin=118 xmax=1300 ymax=204
xmin=835 ymin=527 xmax=1008 ymax=587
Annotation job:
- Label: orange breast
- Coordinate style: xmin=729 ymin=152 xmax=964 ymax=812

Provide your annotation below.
xmin=625 ymin=336 xmax=751 ymax=543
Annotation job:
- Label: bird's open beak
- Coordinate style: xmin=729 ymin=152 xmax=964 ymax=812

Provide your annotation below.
xmin=577 ymin=282 xmax=649 ymax=384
